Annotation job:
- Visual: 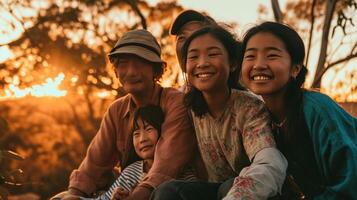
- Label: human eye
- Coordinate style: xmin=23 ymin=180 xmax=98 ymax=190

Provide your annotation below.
xmin=177 ymin=35 xmax=186 ymax=42
xmin=114 ymin=58 xmax=128 ymax=68
xmin=208 ymin=50 xmax=222 ymax=57
xmin=187 ymin=53 xmax=198 ymax=60
xmin=145 ymin=125 xmax=154 ymax=132
xmin=243 ymin=53 xmax=255 ymax=60
xmin=118 ymin=58 xmax=129 ymax=64
xmin=133 ymin=130 xmax=140 ymax=137
xmin=267 ymin=53 xmax=281 ymax=59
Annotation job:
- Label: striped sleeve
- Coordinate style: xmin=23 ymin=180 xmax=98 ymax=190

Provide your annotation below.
xmin=95 ymin=161 xmax=144 ymax=200
xmin=177 ymin=166 xmax=198 ymax=181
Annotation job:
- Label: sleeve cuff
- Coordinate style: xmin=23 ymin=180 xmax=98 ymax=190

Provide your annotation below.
xmin=69 ymin=170 xmax=97 ymax=195
xmin=139 ymin=172 xmax=174 ymax=189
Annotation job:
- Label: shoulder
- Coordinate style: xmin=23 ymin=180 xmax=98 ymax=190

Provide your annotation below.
xmin=110 ymin=94 xmax=131 ymax=108
xmin=160 ymin=86 xmax=187 ymax=111
xmin=106 ymin=94 xmax=131 ymax=114
xmin=231 ymin=89 xmax=266 ymax=110
xmin=303 ymin=90 xmax=335 ymax=108
xmin=121 ymin=160 xmax=143 ymax=175
xmin=230 ymin=90 xmax=271 ymax=129
xmin=302 ymin=90 xmax=356 ymax=136
xmin=302 ymin=90 xmax=349 ymax=120
xmin=161 ymin=87 xmax=184 ymax=100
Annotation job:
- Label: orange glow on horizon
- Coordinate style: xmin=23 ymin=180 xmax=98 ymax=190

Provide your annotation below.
xmin=0 ymin=73 xmax=118 ymax=100
xmin=0 ymin=73 xmax=67 ymax=100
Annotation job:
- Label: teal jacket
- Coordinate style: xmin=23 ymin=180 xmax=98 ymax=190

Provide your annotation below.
xmin=303 ymin=91 xmax=357 ymax=199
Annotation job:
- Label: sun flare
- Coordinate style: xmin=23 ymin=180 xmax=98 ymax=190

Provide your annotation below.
xmin=0 ymin=73 xmax=67 ymax=99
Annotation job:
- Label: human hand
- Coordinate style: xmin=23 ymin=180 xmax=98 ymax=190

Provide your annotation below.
xmin=125 ymin=186 xmax=152 ymax=200
xmin=50 ymin=190 xmax=84 ymax=200
xmin=61 ymin=194 xmax=83 ymax=200
xmin=111 ymin=187 xmax=129 ymax=200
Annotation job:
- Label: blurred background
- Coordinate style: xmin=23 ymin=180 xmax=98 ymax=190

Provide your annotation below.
xmin=0 ymin=0 xmax=356 ymax=199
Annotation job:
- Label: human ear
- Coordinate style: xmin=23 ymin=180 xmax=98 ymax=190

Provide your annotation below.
xmin=291 ymin=64 xmax=302 ymax=79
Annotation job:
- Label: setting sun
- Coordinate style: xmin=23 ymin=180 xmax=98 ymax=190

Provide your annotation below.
xmin=0 ymin=73 xmax=67 ymax=99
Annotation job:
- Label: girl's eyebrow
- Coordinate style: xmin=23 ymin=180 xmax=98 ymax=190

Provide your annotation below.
xmin=207 ymin=46 xmax=221 ymax=51
xmin=188 ymin=46 xmax=221 ymax=53
xmin=188 ymin=49 xmax=198 ymax=53
xmin=245 ymin=46 xmax=283 ymax=52
xmin=266 ymin=47 xmax=283 ymax=52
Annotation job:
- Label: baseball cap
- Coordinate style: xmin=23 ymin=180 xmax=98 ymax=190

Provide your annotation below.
xmin=170 ymin=10 xmax=216 ymax=35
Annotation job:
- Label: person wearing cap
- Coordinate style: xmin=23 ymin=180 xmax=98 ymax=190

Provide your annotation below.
xmin=170 ymin=9 xmax=216 ymax=72
xmin=51 ymin=29 xmax=197 ymax=200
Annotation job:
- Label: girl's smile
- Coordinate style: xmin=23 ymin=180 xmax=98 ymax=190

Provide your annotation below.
xmin=186 ymin=33 xmax=230 ymax=93
xmin=241 ymin=32 xmax=295 ymax=97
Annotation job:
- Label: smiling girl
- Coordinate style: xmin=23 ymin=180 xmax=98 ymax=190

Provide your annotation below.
xmin=151 ymin=26 xmax=287 ymax=200
xmin=240 ymin=21 xmax=357 ymax=199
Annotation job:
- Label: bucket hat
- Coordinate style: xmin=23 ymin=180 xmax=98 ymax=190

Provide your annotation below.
xmin=108 ymin=29 xmax=165 ymax=64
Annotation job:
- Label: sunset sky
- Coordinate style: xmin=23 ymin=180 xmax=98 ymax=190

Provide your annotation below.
xmin=148 ymin=0 xmax=278 ymax=26
xmin=0 ymin=0 xmax=356 ymax=101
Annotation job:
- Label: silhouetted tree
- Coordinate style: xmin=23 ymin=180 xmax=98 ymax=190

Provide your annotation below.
xmin=0 ymin=0 xmax=185 ymax=198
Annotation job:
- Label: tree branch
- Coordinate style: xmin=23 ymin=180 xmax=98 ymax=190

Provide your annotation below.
xmin=312 ymin=0 xmax=337 ymax=88
xmin=271 ymin=0 xmax=283 ymax=23
xmin=83 ymin=86 xmax=101 ymax=131
xmin=305 ymin=0 xmax=317 ymax=67
xmin=125 ymin=0 xmax=147 ymax=29
xmin=327 ymin=52 xmax=357 ymax=68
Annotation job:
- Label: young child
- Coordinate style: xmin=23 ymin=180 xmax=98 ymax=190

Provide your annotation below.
xmin=83 ymin=105 xmax=195 ymax=200
xmin=240 ymin=21 xmax=357 ymax=199
xmin=151 ymin=25 xmax=287 ymax=200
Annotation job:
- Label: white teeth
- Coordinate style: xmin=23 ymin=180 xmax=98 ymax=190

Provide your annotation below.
xmin=253 ymin=76 xmax=270 ymax=81
xmin=197 ymin=73 xmax=212 ymax=78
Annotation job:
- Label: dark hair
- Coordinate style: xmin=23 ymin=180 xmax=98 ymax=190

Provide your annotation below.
xmin=241 ymin=21 xmax=308 ymax=145
xmin=152 ymin=62 xmax=165 ymax=82
xmin=182 ymin=25 xmax=245 ymax=117
xmin=122 ymin=104 xmax=164 ymax=168
xmin=111 ymin=55 xmax=165 ymax=82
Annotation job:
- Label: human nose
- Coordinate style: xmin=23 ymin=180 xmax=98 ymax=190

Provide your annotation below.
xmin=253 ymin=56 xmax=268 ymax=70
xmin=196 ymin=55 xmax=209 ymax=68
xmin=139 ymin=131 xmax=148 ymax=143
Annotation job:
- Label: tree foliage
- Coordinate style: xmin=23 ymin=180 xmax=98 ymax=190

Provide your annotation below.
xmin=0 ymin=0 xmax=185 ymax=198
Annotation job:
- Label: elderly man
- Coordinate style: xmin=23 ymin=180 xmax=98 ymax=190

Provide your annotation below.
xmin=52 ymin=29 xmax=197 ymax=200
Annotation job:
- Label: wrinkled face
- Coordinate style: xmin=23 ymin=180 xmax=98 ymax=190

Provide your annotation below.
xmin=113 ymin=54 xmax=155 ymax=96
xmin=133 ymin=118 xmax=159 ymax=160
xmin=186 ymin=34 xmax=230 ymax=94
xmin=175 ymin=21 xmax=203 ymax=69
xmin=241 ymin=32 xmax=299 ymax=97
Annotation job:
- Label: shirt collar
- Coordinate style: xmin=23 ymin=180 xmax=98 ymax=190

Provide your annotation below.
xmin=122 ymin=84 xmax=163 ymax=119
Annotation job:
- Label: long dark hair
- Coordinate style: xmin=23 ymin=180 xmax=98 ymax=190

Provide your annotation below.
xmin=241 ymin=21 xmax=308 ymax=146
xmin=122 ymin=104 xmax=164 ymax=168
xmin=182 ymin=25 xmax=245 ymax=117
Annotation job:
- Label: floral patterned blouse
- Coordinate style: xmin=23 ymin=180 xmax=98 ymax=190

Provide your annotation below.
xmin=191 ymin=89 xmax=287 ymax=199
